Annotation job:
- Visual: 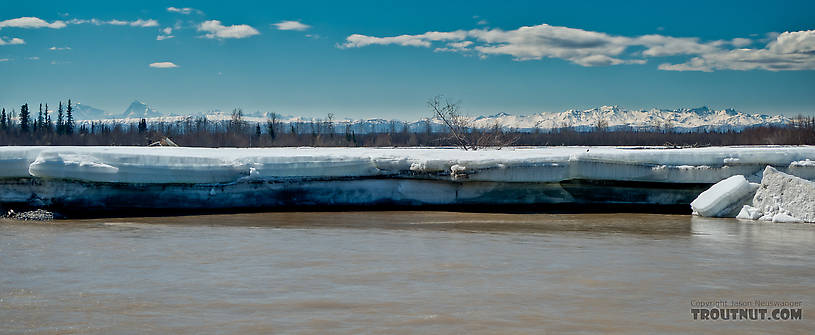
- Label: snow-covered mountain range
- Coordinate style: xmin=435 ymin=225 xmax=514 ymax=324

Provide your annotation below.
xmin=467 ymin=106 xmax=790 ymax=131
xmin=71 ymin=102 xmax=791 ymax=132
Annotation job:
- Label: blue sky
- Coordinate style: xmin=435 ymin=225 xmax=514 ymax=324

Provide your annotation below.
xmin=1 ymin=0 xmax=814 ymax=119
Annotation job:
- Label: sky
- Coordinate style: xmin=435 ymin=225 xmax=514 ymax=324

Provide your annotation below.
xmin=1 ymin=0 xmax=814 ymax=119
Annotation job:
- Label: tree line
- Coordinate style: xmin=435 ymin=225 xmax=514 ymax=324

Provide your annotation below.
xmin=1 ymin=100 xmax=813 ymax=147
xmin=1 ymin=100 xmax=76 ymax=137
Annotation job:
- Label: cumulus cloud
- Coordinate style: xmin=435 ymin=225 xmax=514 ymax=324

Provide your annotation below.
xmin=0 ymin=17 xmax=66 ymax=29
xmin=67 ymin=18 xmax=159 ymax=27
xmin=659 ymin=30 xmax=815 ymax=71
xmin=157 ymin=27 xmax=174 ymax=40
xmin=434 ymin=40 xmax=473 ymax=53
xmin=341 ymin=23 xmax=815 ymax=71
xmin=167 ymin=7 xmax=201 ymax=15
xmin=272 ymin=20 xmax=311 ymax=31
xmin=341 ymin=31 xmax=467 ymax=48
xmin=0 ymin=37 xmax=25 ymax=45
xmin=49 ymin=46 xmax=71 ymax=50
xmin=149 ymin=61 xmax=179 ymax=68
xmin=197 ymin=20 xmax=259 ymax=39
xmin=130 ymin=19 xmax=159 ymax=27
xmin=469 ymin=24 xmax=632 ymax=62
xmin=731 ymin=37 xmax=752 ymax=47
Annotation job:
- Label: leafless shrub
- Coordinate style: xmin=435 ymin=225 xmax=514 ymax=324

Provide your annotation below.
xmin=427 ymin=95 xmax=517 ymax=150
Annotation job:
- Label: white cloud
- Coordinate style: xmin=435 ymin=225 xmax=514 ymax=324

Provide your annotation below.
xmin=0 ymin=37 xmax=25 ymax=45
xmin=0 ymin=17 xmax=66 ymax=29
xmin=149 ymin=61 xmax=179 ymax=68
xmin=477 ymin=20 xmax=488 ymax=26
xmin=635 ymin=35 xmax=724 ymax=57
xmin=272 ymin=20 xmax=311 ymax=31
xmin=0 ymin=58 xmax=9 ymax=62
xmin=26 ymin=56 xmax=39 ymax=60
xmin=49 ymin=46 xmax=71 ymax=50
xmin=157 ymin=27 xmax=174 ymax=40
xmin=731 ymin=38 xmax=752 ymax=47
xmin=130 ymin=19 xmax=159 ymax=27
xmin=167 ymin=7 xmax=201 ymax=15
xmin=341 ymin=24 xmax=815 ymax=71
xmin=468 ymin=24 xmax=631 ymax=62
xmin=434 ymin=40 xmax=473 ymax=53
xmin=67 ymin=18 xmax=158 ymax=27
xmin=341 ymin=31 xmax=467 ymax=48
xmin=197 ymin=20 xmax=259 ymax=39
xmin=659 ymin=30 xmax=815 ymax=71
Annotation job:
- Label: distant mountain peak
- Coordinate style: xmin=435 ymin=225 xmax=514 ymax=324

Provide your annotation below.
xmin=122 ymin=100 xmax=160 ymax=119
xmin=69 ymin=101 xmax=111 ymax=120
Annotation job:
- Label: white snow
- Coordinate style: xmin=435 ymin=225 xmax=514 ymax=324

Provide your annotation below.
xmin=2 ymin=146 xmax=814 ymax=212
xmin=790 ymin=159 xmax=815 ymax=167
xmin=690 ymin=175 xmax=757 ymax=217
xmin=1 ymin=146 xmax=814 ymax=185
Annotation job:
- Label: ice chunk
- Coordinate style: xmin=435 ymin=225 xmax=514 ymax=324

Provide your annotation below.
xmin=752 ymin=166 xmax=815 ymax=223
xmin=771 ymin=213 xmax=804 ymax=223
xmin=450 ymin=164 xmax=467 ymax=180
xmin=736 ymin=205 xmax=762 ymax=220
xmin=690 ymin=175 xmax=757 ymax=217
xmin=790 ymin=159 xmax=815 ymax=167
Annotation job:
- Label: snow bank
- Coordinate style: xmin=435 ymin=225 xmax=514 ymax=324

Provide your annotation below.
xmin=1 ymin=146 xmax=812 ymax=212
xmin=690 ymin=175 xmax=758 ymax=217
xmin=27 ymin=149 xmax=245 ymax=184
xmin=1 ymin=146 xmax=813 ymax=185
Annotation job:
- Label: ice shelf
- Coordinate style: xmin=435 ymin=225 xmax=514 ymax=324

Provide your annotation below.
xmin=1 ymin=146 xmax=813 ymax=213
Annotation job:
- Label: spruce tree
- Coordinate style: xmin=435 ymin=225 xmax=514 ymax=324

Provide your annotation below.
xmin=57 ymin=101 xmax=64 ymax=134
xmin=0 ymin=108 xmax=6 ymax=130
xmin=20 ymin=103 xmax=30 ymax=132
xmin=66 ymin=99 xmax=74 ymax=135
xmin=45 ymin=104 xmax=51 ymax=132
xmin=37 ymin=103 xmax=44 ymax=132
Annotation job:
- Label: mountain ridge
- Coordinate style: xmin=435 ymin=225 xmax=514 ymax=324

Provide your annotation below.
xmin=68 ymin=102 xmax=792 ymax=131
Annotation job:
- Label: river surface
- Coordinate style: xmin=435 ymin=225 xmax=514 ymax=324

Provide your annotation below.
xmin=1 ymin=212 xmax=813 ymax=334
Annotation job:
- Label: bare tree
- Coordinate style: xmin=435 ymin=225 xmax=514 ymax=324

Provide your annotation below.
xmin=266 ymin=113 xmax=279 ymax=139
xmin=229 ymin=108 xmax=245 ymax=133
xmin=325 ymin=113 xmax=335 ymax=135
xmin=427 ymin=95 xmax=516 ymax=150
xmin=427 ymin=95 xmax=473 ymax=150
xmin=595 ymin=116 xmax=609 ymax=132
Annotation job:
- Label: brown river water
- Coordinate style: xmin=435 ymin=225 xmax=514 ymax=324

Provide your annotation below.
xmin=1 ymin=212 xmax=813 ymax=334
